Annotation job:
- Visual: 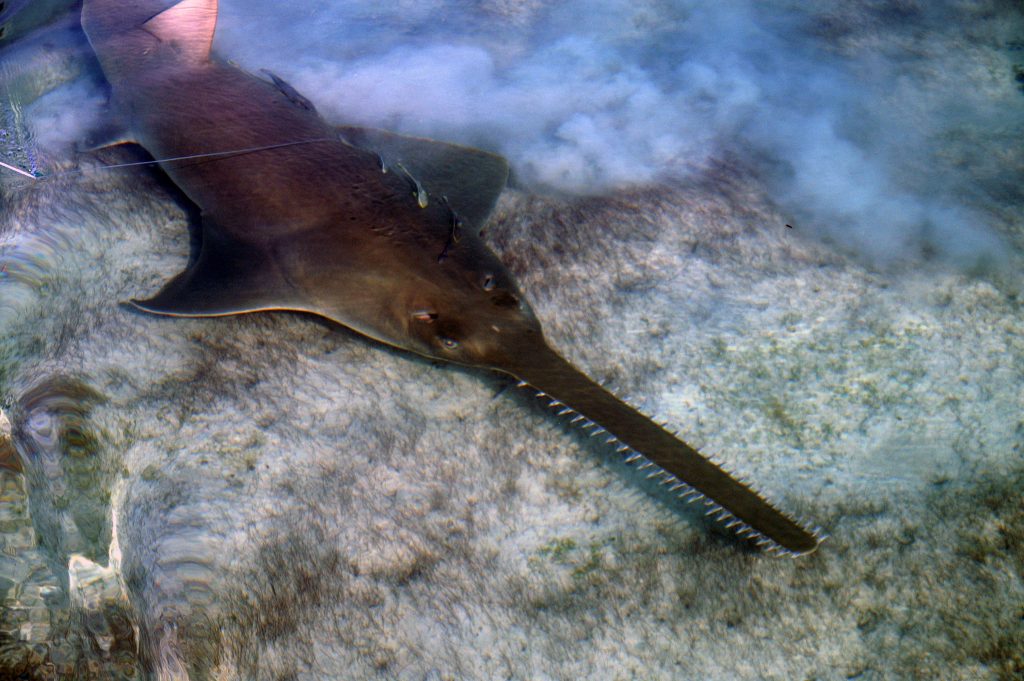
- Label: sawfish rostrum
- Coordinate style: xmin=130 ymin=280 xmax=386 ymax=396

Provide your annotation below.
xmin=82 ymin=0 xmax=820 ymax=555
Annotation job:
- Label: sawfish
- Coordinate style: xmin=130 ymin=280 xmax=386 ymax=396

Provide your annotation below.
xmin=80 ymin=0 xmax=821 ymax=555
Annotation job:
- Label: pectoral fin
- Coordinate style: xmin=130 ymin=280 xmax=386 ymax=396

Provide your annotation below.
xmin=337 ymin=125 xmax=509 ymax=229
xmin=78 ymin=114 xmax=136 ymax=153
xmin=130 ymin=226 xmax=300 ymax=317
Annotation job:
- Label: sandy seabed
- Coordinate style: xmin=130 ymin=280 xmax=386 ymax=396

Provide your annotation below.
xmin=1 ymin=1 xmax=1023 ymax=679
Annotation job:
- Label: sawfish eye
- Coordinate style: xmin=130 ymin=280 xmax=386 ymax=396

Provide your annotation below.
xmin=482 ymin=274 xmax=496 ymax=291
xmin=440 ymin=337 xmax=459 ymax=350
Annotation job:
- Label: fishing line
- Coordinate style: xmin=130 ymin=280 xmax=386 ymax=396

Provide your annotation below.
xmin=0 ymin=136 xmax=340 ymax=185
xmin=0 ymin=159 xmax=36 ymax=179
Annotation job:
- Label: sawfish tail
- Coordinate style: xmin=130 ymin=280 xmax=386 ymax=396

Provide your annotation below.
xmin=502 ymin=341 xmax=821 ymax=556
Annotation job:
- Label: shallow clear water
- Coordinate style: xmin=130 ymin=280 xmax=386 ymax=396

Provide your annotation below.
xmin=1 ymin=1 xmax=1023 ymax=679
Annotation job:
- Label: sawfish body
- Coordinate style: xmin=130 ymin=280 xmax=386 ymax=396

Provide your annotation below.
xmin=81 ymin=0 xmax=820 ymax=555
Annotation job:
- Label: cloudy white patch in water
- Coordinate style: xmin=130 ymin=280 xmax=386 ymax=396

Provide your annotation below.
xmin=12 ymin=0 xmax=1018 ymax=268
xmin=210 ymin=0 xmax=1021 ymax=267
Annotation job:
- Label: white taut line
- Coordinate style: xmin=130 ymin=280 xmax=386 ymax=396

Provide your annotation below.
xmin=0 ymin=137 xmax=337 ymax=181
xmin=0 ymin=160 xmax=36 ymax=179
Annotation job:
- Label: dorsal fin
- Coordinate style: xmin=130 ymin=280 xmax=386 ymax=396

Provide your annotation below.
xmin=143 ymin=0 xmax=218 ymax=63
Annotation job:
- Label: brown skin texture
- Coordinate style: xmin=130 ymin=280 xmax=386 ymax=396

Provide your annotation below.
xmin=81 ymin=0 xmax=818 ymax=554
